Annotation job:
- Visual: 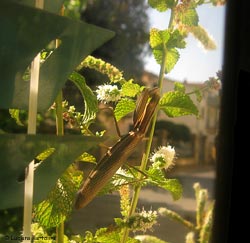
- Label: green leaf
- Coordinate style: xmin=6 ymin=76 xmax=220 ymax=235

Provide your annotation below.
xmin=35 ymin=165 xmax=83 ymax=228
xmin=165 ymin=48 xmax=180 ymax=73
xmin=150 ymin=28 xmax=170 ymax=49
xmin=121 ymin=81 xmax=141 ymax=97
xmin=0 ymin=134 xmax=102 ymax=209
xmin=76 ymin=152 xmax=96 ymax=164
xmin=0 ymin=1 xmax=114 ymax=111
xmin=135 ymin=235 xmax=170 ymax=243
xmin=12 ymin=0 xmax=64 ymax=13
xmin=167 ymin=30 xmax=186 ymax=49
xmin=160 ymin=91 xmax=199 ymax=117
xmin=188 ymin=25 xmax=216 ymax=50
xmin=148 ymin=0 xmax=175 ymax=12
xmin=69 ymin=71 xmax=98 ymax=125
xmin=153 ymin=48 xmax=179 ymax=73
xmin=161 ymin=179 xmax=183 ymax=200
xmin=178 ymin=7 xmax=199 ymax=26
xmin=147 ymin=167 xmax=182 ymax=200
xmin=174 ymin=82 xmax=186 ymax=93
xmin=114 ymin=98 xmax=136 ymax=121
xmin=9 ymin=109 xmax=24 ymax=126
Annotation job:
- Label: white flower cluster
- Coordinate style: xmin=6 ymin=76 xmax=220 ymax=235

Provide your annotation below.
xmin=151 ymin=145 xmax=175 ymax=169
xmin=96 ymin=84 xmax=121 ymax=103
xmin=129 ymin=208 xmax=158 ymax=232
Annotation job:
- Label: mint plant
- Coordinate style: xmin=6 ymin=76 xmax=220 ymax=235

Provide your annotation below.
xmin=0 ymin=0 xmax=224 ymax=242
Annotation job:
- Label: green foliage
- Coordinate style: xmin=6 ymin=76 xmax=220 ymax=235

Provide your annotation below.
xmin=0 ymin=134 xmax=101 ymax=209
xmin=81 ymin=0 xmax=150 ymax=78
xmin=148 ymin=0 xmax=175 ymax=11
xmin=121 ymin=81 xmax=141 ymax=98
xmin=174 ymin=82 xmax=186 ymax=93
xmin=114 ymin=98 xmax=136 ymax=121
xmin=160 ymin=91 xmax=199 ymax=117
xmin=9 ymin=109 xmax=24 ymax=126
xmin=34 ymin=165 xmax=83 ymax=228
xmin=69 ymin=71 xmax=98 ymax=126
xmin=77 ymin=56 xmax=127 ymax=84
xmin=150 ymin=28 xmax=185 ymax=73
xmin=175 ymin=5 xmax=199 ymax=27
xmin=147 ymin=167 xmax=182 ymax=200
xmin=0 ymin=1 xmax=114 ymax=111
xmin=76 ymin=152 xmax=96 ymax=164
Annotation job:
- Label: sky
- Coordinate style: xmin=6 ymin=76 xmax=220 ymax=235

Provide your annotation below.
xmin=145 ymin=4 xmax=226 ymax=83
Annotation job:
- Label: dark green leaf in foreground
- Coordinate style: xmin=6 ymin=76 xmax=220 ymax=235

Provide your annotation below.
xmin=0 ymin=134 xmax=102 ymax=209
xmin=160 ymin=91 xmax=198 ymax=117
xmin=0 ymin=1 xmax=114 ymax=111
xmin=35 ymin=165 xmax=83 ymax=228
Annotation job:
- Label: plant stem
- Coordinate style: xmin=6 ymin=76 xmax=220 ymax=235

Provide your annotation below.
xmin=121 ymin=44 xmax=168 ymax=243
xmin=55 ymin=91 xmax=64 ymax=243
xmin=56 ymin=223 xmax=64 ymax=243
xmin=55 ymin=91 xmax=64 ymax=136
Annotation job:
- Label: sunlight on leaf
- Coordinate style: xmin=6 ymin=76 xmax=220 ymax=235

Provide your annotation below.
xmin=174 ymin=82 xmax=186 ymax=93
xmin=121 ymin=81 xmax=141 ymax=97
xmin=160 ymin=91 xmax=199 ymax=117
xmin=76 ymin=152 xmax=96 ymax=164
xmin=114 ymin=98 xmax=136 ymax=121
xmin=148 ymin=0 xmax=175 ymax=12
xmin=165 ymin=48 xmax=180 ymax=73
xmin=9 ymin=109 xmax=24 ymax=126
xmin=178 ymin=7 xmax=199 ymax=26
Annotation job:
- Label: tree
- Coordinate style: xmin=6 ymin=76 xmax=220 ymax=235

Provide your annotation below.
xmin=81 ymin=0 xmax=150 ymax=80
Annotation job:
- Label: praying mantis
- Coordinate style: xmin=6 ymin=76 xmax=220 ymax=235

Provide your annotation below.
xmin=75 ymin=87 xmax=160 ymax=209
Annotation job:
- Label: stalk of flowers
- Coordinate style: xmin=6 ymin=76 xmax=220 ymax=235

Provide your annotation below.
xmin=126 ymin=208 xmax=158 ymax=232
xmin=150 ymin=145 xmax=176 ymax=170
xmin=96 ymin=84 xmax=122 ymax=103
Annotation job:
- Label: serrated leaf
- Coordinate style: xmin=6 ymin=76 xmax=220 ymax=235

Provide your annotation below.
xmin=179 ymin=7 xmax=199 ymax=26
xmin=148 ymin=0 xmax=175 ymax=12
xmin=188 ymin=25 xmax=216 ymax=50
xmin=174 ymin=82 xmax=185 ymax=93
xmin=9 ymin=109 xmax=24 ymax=126
xmin=147 ymin=167 xmax=182 ymax=200
xmin=160 ymin=91 xmax=198 ymax=117
xmin=150 ymin=28 xmax=170 ymax=49
xmin=121 ymin=81 xmax=141 ymax=97
xmin=153 ymin=48 xmax=179 ymax=73
xmin=114 ymin=98 xmax=136 ymax=121
xmin=160 ymin=179 xmax=183 ymax=200
xmin=167 ymin=30 xmax=186 ymax=49
xmin=35 ymin=165 xmax=83 ymax=228
xmin=165 ymin=48 xmax=180 ymax=73
xmin=69 ymin=71 xmax=98 ymax=125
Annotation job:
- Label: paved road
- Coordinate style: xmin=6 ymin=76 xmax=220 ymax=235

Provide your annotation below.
xmin=68 ymin=166 xmax=215 ymax=242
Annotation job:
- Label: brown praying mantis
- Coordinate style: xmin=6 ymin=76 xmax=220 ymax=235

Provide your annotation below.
xmin=75 ymin=87 xmax=160 ymax=209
